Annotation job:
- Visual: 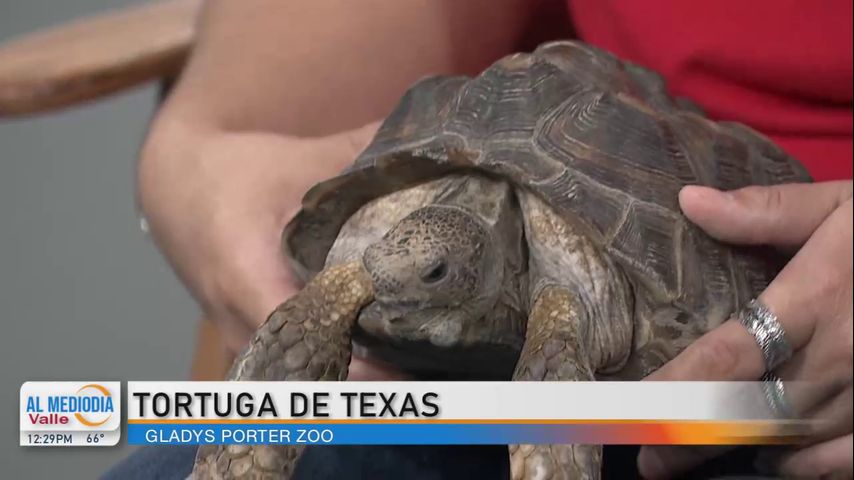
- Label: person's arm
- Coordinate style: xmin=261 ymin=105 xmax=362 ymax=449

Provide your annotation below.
xmin=137 ymin=0 xmax=532 ymax=354
xmin=158 ymin=0 xmax=531 ymax=135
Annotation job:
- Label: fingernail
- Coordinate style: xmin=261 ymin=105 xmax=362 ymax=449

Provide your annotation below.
xmin=678 ymin=186 xmax=728 ymax=214
xmin=681 ymin=185 xmax=723 ymax=201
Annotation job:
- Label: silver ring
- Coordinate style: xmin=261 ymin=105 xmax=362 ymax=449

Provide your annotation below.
xmin=737 ymin=299 xmax=793 ymax=372
xmin=761 ymin=372 xmax=794 ymax=419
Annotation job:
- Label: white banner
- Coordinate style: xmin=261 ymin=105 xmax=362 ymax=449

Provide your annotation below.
xmin=127 ymin=381 xmax=777 ymax=421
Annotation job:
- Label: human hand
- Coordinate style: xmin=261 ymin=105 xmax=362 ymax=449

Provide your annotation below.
xmin=138 ymin=121 xmax=379 ymax=354
xmin=638 ymin=181 xmax=853 ymax=479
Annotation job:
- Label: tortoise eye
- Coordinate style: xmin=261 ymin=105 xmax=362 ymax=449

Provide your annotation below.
xmin=421 ymin=261 xmax=448 ymax=284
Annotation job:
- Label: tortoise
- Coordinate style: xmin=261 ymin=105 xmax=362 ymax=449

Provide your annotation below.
xmin=192 ymin=40 xmax=810 ymax=479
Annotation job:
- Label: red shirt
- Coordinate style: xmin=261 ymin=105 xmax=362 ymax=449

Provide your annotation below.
xmin=568 ymin=0 xmax=853 ymax=181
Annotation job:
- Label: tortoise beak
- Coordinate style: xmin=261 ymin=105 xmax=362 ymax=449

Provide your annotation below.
xmin=356 ymin=301 xmax=403 ymax=339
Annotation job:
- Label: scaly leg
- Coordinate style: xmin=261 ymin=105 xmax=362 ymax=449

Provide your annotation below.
xmin=510 ymin=286 xmax=601 ymax=480
xmin=192 ymin=262 xmax=374 ymax=479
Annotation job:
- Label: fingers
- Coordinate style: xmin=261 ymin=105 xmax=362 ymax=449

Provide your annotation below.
xmin=636 ymin=389 xmax=852 ymax=480
xmin=647 ymin=196 xmax=853 ymax=383
xmin=779 ymin=434 xmax=853 ymax=478
xmin=679 ymin=182 xmax=852 ymax=250
xmin=641 ymin=191 xmax=853 ymax=479
xmin=776 ymin=318 xmax=853 ymax=441
xmin=215 ymin=123 xmax=383 ymax=351
xmin=641 ymin=435 xmax=854 ymax=479
xmin=802 ymin=385 xmax=853 ymax=444
xmin=755 ymin=196 xmax=853 ymax=360
xmin=644 ymin=320 xmax=767 ymax=381
xmin=641 ymin=351 xmax=852 ymax=479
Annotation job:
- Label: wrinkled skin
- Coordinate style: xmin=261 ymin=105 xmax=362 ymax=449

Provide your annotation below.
xmin=191 ymin=40 xmax=810 ymax=480
xmin=192 ymin=263 xmax=374 ymax=478
xmin=192 ymin=175 xmax=635 ymax=479
xmin=360 ymin=205 xmax=502 ymax=348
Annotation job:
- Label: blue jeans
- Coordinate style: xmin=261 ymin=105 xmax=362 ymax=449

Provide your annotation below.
xmin=101 ymin=445 xmax=509 ymax=480
xmin=101 ymin=444 xmax=771 ymax=479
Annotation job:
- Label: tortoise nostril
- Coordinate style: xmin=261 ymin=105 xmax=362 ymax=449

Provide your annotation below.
xmin=421 ymin=261 xmax=448 ymax=284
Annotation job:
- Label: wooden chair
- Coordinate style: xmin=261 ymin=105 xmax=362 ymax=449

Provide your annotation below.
xmin=0 ymin=0 xmax=233 ymax=380
xmin=0 ymin=0 xmax=198 ymax=116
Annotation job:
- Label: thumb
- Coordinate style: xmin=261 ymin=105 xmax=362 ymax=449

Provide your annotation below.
xmin=678 ymin=181 xmax=852 ymax=249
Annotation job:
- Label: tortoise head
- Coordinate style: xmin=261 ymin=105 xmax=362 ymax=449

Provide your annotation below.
xmin=359 ymin=205 xmax=503 ymax=348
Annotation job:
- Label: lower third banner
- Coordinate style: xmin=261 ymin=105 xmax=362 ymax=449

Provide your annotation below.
xmin=127 ymin=381 xmax=810 ymax=446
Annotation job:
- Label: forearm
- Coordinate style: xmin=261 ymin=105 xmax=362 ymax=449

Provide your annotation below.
xmin=158 ymin=0 xmax=531 ymax=136
xmin=133 ymin=0 xmax=531 ymax=343
xmin=135 ymin=120 xmax=384 ymax=345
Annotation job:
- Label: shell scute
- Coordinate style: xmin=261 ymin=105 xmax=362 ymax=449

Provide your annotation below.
xmin=284 ymin=41 xmax=810 ymax=311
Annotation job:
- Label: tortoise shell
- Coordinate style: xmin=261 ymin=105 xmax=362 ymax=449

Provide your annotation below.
xmin=283 ymin=41 xmax=809 ymax=326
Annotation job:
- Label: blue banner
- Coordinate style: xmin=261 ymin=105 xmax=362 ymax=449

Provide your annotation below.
xmin=128 ymin=423 xmax=574 ymax=446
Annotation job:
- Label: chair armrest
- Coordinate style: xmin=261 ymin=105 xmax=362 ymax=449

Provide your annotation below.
xmin=0 ymin=0 xmax=200 ymax=117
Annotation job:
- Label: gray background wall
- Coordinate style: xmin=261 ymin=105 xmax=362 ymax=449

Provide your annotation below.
xmin=1 ymin=1 xmax=198 ymax=478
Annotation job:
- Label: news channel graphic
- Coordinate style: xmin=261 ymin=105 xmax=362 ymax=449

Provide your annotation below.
xmin=127 ymin=381 xmax=809 ymax=447
xmin=19 ymin=381 xmax=121 ymax=447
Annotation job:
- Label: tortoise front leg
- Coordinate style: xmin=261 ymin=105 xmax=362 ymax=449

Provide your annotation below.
xmin=510 ymin=286 xmax=601 ymax=480
xmin=192 ymin=262 xmax=374 ymax=479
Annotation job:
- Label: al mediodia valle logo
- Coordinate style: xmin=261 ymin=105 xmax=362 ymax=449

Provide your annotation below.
xmin=25 ymin=383 xmax=115 ymax=427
